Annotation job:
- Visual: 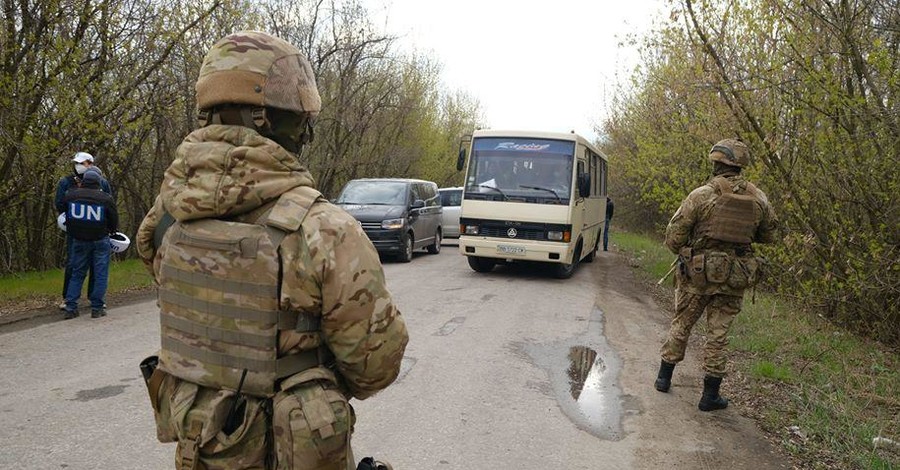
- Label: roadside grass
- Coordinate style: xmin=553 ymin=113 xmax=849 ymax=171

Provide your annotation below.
xmin=611 ymin=231 xmax=899 ymax=470
xmin=0 ymin=258 xmax=153 ymax=309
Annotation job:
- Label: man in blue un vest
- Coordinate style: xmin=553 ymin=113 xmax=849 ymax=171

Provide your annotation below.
xmin=55 ymin=151 xmax=113 ymax=310
xmin=62 ymin=168 xmax=118 ymax=319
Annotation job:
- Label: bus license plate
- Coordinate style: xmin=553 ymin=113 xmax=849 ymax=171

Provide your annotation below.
xmin=497 ymin=244 xmax=525 ymax=256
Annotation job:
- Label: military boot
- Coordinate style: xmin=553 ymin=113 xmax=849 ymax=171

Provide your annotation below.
xmin=654 ymin=360 xmax=676 ymax=392
xmin=698 ymin=375 xmax=729 ymax=411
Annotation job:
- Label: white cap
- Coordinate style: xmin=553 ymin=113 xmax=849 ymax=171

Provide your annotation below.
xmin=72 ymin=152 xmax=94 ymax=163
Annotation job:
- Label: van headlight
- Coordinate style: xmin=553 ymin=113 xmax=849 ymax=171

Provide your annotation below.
xmin=382 ymin=218 xmax=404 ymax=230
xmin=464 ymin=224 xmax=479 ymax=235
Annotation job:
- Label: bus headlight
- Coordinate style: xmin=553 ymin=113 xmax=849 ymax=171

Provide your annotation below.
xmin=382 ymin=218 xmax=404 ymax=230
xmin=547 ymin=231 xmax=571 ymax=242
xmin=464 ymin=224 xmax=479 ymax=235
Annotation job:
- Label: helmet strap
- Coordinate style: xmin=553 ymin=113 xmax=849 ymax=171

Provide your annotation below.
xmin=197 ymin=106 xmax=272 ymax=134
xmin=713 ymin=161 xmax=741 ymax=176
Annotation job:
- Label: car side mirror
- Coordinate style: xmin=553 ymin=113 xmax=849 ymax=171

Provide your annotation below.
xmin=578 ymin=174 xmax=591 ymax=198
xmin=411 ymin=199 xmax=425 ymax=209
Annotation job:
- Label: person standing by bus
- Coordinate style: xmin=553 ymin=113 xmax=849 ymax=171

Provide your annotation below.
xmin=604 ymin=197 xmax=614 ymax=251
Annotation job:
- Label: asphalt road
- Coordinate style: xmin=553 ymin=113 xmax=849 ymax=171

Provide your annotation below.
xmin=0 ymin=242 xmax=787 ymax=469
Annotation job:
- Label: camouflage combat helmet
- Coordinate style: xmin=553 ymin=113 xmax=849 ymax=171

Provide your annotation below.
xmin=708 ymin=139 xmax=749 ymax=168
xmin=196 ymin=31 xmax=321 ymax=119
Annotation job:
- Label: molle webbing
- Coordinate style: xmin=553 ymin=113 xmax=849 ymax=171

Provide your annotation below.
xmin=156 ymin=190 xmax=323 ymax=397
xmin=696 ymin=177 xmax=759 ymax=245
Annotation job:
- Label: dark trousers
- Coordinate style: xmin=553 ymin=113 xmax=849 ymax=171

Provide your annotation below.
xmin=603 ymin=218 xmax=611 ymax=251
xmin=64 ymin=237 xmax=110 ymax=311
xmin=63 ymin=233 xmax=95 ymax=298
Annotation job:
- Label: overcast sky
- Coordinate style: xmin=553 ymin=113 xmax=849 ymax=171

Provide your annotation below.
xmin=363 ymin=0 xmax=666 ymax=141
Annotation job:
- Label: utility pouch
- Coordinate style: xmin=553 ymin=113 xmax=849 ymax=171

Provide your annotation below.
xmin=140 ymin=355 xmax=165 ymax=413
xmin=273 ymin=368 xmax=353 ymax=470
xmin=704 ymin=251 xmax=732 ymax=284
xmin=727 ymin=256 xmax=765 ymax=289
xmin=686 ymin=253 xmax=706 ymax=287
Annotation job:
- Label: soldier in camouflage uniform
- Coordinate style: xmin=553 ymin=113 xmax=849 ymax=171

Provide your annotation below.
xmin=137 ymin=31 xmax=408 ymax=469
xmin=653 ymin=139 xmax=778 ymax=411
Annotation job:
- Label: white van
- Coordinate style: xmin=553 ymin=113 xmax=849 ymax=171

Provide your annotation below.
xmin=438 ymin=187 xmax=463 ymax=238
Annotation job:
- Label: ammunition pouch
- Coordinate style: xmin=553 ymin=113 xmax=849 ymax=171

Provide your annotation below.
xmin=272 ymin=367 xmax=353 ymax=469
xmin=682 ymin=249 xmax=765 ymax=290
xmin=727 ymin=255 xmax=765 ymax=290
xmin=704 ymin=251 xmax=731 ymax=284
xmin=678 ymin=247 xmax=707 ymax=288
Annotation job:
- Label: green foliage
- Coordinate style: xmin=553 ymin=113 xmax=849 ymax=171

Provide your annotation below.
xmin=0 ymin=0 xmax=483 ymax=274
xmin=600 ymin=0 xmax=900 ymax=345
xmin=750 ymin=361 xmax=794 ymax=382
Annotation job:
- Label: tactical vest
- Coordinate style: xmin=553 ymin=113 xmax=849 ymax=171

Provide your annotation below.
xmin=695 ymin=176 xmax=760 ymax=245
xmin=156 ymin=186 xmax=324 ymax=398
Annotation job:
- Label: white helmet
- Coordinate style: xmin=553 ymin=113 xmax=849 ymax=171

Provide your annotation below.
xmin=110 ymin=232 xmax=131 ymax=253
xmin=57 ymin=213 xmax=67 ymax=232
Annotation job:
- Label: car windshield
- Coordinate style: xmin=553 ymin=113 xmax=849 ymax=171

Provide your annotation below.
xmin=336 ymin=181 xmax=408 ymax=205
xmin=464 ymin=137 xmax=575 ymax=204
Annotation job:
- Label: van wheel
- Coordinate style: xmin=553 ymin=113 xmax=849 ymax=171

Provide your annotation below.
xmin=467 ymin=256 xmax=495 ymax=273
xmin=427 ymin=230 xmax=442 ymax=254
xmin=554 ymin=243 xmax=581 ymax=279
xmin=398 ymin=233 xmax=413 ymax=263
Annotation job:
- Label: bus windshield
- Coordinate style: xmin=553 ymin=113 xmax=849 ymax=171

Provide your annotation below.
xmin=464 ymin=137 xmax=575 ymax=204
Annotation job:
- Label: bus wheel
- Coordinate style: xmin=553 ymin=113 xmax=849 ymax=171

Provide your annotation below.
xmin=584 ymin=238 xmax=599 ymax=263
xmin=554 ymin=244 xmax=581 ymax=279
xmin=467 ymin=256 xmax=495 ymax=273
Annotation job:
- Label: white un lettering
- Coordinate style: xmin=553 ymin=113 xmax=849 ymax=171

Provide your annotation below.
xmin=69 ymin=203 xmax=103 ymax=221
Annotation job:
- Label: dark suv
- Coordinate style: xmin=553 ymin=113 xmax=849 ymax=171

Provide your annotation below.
xmin=335 ymin=178 xmax=443 ymax=262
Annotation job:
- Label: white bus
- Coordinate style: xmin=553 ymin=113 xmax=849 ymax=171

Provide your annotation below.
xmin=456 ymin=130 xmax=609 ymax=278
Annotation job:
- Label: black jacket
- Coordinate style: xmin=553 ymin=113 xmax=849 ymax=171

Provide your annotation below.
xmin=63 ymin=186 xmax=118 ymax=241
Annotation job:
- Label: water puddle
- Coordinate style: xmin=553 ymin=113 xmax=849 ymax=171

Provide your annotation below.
xmin=433 ymin=316 xmax=466 ymax=336
xmin=523 ymin=307 xmax=624 ymax=440
xmin=69 ymin=384 xmax=129 ymax=402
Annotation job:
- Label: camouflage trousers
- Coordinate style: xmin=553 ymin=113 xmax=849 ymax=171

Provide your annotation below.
xmin=151 ymin=369 xmax=355 ymax=470
xmin=660 ymin=292 xmax=742 ymax=377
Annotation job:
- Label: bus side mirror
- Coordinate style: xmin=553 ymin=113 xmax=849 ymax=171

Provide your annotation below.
xmin=456 ymin=148 xmax=466 ymax=171
xmin=456 ymin=134 xmax=472 ymax=171
xmin=578 ymin=174 xmax=591 ymax=197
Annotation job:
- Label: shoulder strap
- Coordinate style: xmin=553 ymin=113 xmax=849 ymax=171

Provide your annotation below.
xmin=712 ymin=176 xmax=733 ymax=195
xmin=153 ymin=211 xmax=177 ymax=250
xmin=264 ymin=186 xmax=324 ymax=232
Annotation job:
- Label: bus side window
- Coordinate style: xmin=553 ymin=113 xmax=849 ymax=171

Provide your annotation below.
xmin=601 ymin=159 xmax=608 ymax=196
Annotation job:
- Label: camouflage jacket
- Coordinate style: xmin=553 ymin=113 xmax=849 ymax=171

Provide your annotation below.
xmin=664 ymin=174 xmax=779 ymax=296
xmin=137 ymin=124 xmax=408 ymax=399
